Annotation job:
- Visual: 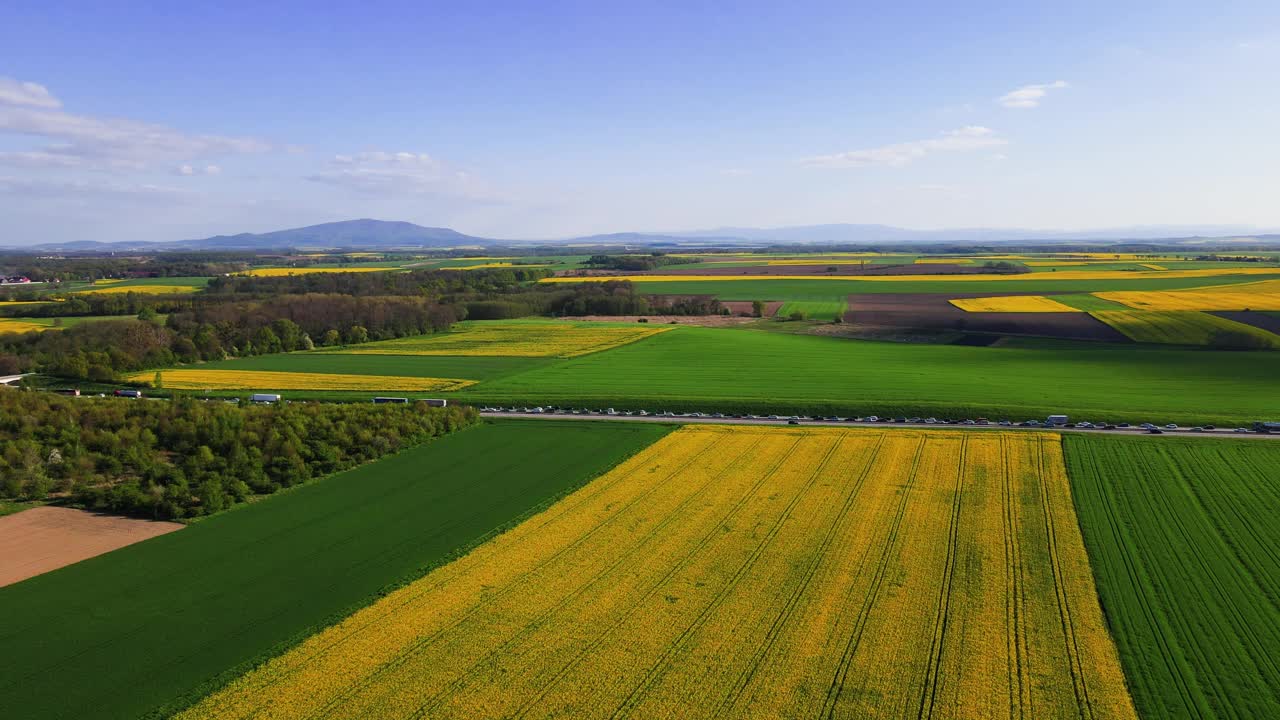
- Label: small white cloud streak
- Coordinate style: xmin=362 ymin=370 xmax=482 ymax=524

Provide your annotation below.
xmin=0 ymin=78 xmax=61 ymax=109
xmin=997 ymin=80 xmax=1068 ymax=109
xmin=308 ymin=151 xmax=500 ymax=203
xmin=801 ymin=126 xmax=1008 ymax=168
xmin=0 ymin=75 xmax=270 ymax=172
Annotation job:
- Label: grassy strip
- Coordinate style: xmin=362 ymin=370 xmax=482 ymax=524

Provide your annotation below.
xmin=0 ymin=420 xmax=672 ymax=720
xmin=1065 ymin=435 xmax=1280 ymax=719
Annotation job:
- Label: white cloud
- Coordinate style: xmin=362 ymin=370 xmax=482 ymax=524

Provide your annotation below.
xmin=308 ymin=151 xmax=499 ymax=202
xmin=719 ymin=168 xmax=752 ymax=177
xmin=997 ymin=80 xmax=1068 ymax=109
xmin=801 ymin=126 xmax=1008 ymax=168
xmin=0 ymin=75 xmax=270 ymax=171
xmin=0 ymin=78 xmax=61 ymax=109
xmin=173 ymin=164 xmax=222 ymax=176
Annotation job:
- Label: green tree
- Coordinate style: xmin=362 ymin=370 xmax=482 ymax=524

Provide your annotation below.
xmin=346 ymin=325 xmax=369 ymax=344
xmin=751 ymin=300 xmax=765 ymax=318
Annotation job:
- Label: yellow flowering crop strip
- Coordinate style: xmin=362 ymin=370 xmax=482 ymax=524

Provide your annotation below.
xmin=0 ymin=319 xmax=52 ymax=334
xmin=949 ymin=295 xmax=1081 ymax=312
xmin=439 ymin=262 xmax=554 ymax=270
xmin=1097 ymin=281 xmax=1280 ymax=311
xmin=914 ymin=257 xmax=973 ymax=264
xmin=132 ymin=369 xmax=476 ymax=391
xmin=74 ymin=284 xmax=200 ymax=294
xmin=181 ymin=425 xmax=1136 ymax=720
xmin=321 ymin=322 xmax=671 ymax=358
xmin=540 ymin=267 xmax=1280 ymax=283
xmin=238 ymin=267 xmax=394 ymax=277
xmin=1090 ymin=311 xmax=1280 ymax=347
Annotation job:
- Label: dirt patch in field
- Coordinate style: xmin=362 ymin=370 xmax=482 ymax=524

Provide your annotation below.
xmin=721 ymin=300 xmax=783 ymax=317
xmin=844 ymin=293 xmax=1130 ymax=342
xmin=1212 ymin=311 xmax=1280 ymax=334
xmin=0 ymin=507 xmax=182 ymax=587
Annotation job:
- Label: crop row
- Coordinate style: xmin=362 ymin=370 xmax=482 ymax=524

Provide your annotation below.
xmin=1091 ymin=310 xmax=1280 ymax=347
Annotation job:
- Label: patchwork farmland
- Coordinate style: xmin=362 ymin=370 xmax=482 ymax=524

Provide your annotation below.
xmin=182 ymin=425 xmax=1136 ymax=720
xmin=6 ymin=244 xmax=1280 ymax=720
xmin=0 ymin=421 xmax=669 ymax=720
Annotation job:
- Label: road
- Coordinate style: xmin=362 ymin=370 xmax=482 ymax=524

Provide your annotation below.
xmin=480 ymin=411 xmax=1280 ymax=440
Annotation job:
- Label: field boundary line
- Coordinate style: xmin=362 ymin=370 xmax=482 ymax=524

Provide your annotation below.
xmin=1075 ymin=441 xmax=1205 ymax=719
xmin=294 ymin=433 xmax=725 ymax=720
xmin=397 ymin=432 xmax=774 ymax=719
xmin=1037 ymin=435 xmax=1095 ymax=719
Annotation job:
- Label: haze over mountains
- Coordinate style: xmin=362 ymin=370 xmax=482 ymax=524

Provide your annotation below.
xmin=6 ymin=219 xmax=1280 ymax=252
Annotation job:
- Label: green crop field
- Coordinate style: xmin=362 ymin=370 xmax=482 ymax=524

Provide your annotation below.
xmin=0 ymin=420 xmax=671 ymax=720
xmin=628 ymin=272 xmax=1280 ymax=300
xmin=1065 ymin=435 xmax=1280 ymax=720
xmin=776 ymin=298 xmax=847 ymax=320
xmin=1092 ymin=310 xmax=1280 ymax=347
xmin=450 ymin=325 xmax=1278 ymax=426
xmin=1049 ymin=293 xmax=1133 ymax=310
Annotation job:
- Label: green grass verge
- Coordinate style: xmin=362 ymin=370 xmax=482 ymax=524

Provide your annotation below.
xmin=0 ymin=420 xmax=672 ymax=720
xmin=451 ymin=325 xmax=1280 ymax=426
xmin=1064 ymin=434 xmax=1280 ymax=720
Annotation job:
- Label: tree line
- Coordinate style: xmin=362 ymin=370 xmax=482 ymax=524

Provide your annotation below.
xmin=0 ymin=390 xmax=477 ymax=519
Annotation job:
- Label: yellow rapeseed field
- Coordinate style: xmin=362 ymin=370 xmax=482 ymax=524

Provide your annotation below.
xmin=238 ymin=267 xmax=394 ymax=276
xmin=914 ymin=257 xmax=973 ymax=264
xmin=74 ymin=284 xmax=199 ymax=294
xmin=440 ymin=262 xmax=554 ymax=270
xmin=181 ymin=425 xmax=1136 ymax=720
xmin=322 ymin=321 xmax=671 ymax=358
xmin=132 ymin=369 xmax=476 ymax=391
xmin=1090 ymin=311 xmax=1280 ymax=347
xmin=1097 ymin=280 xmax=1280 ymax=311
xmin=539 ymin=267 xmax=1280 ymax=283
xmin=949 ymin=295 xmax=1081 ymax=312
xmin=0 ymin=319 xmax=51 ymax=334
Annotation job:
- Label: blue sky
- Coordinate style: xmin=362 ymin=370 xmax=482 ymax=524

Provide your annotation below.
xmin=2 ymin=0 xmax=1278 ymax=243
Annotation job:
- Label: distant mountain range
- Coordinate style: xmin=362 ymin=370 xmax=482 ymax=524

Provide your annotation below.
xmin=6 ymin=219 xmax=1280 ymax=252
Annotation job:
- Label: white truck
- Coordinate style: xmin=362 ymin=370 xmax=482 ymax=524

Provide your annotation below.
xmin=1046 ymin=414 xmax=1069 ymax=426
xmin=250 ymin=393 xmax=282 ymax=404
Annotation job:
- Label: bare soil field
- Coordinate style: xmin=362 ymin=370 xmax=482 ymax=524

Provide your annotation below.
xmin=1212 ymin=310 xmax=1280 ymax=334
xmin=721 ymin=300 xmax=783 ymax=317
xmin=658 ymin=262 xmax=990 ymax=276
xmin=0 ymin=507 xmax=182 ymax=587
xmin=845 ymin=292 xmax=1129 ymax=341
